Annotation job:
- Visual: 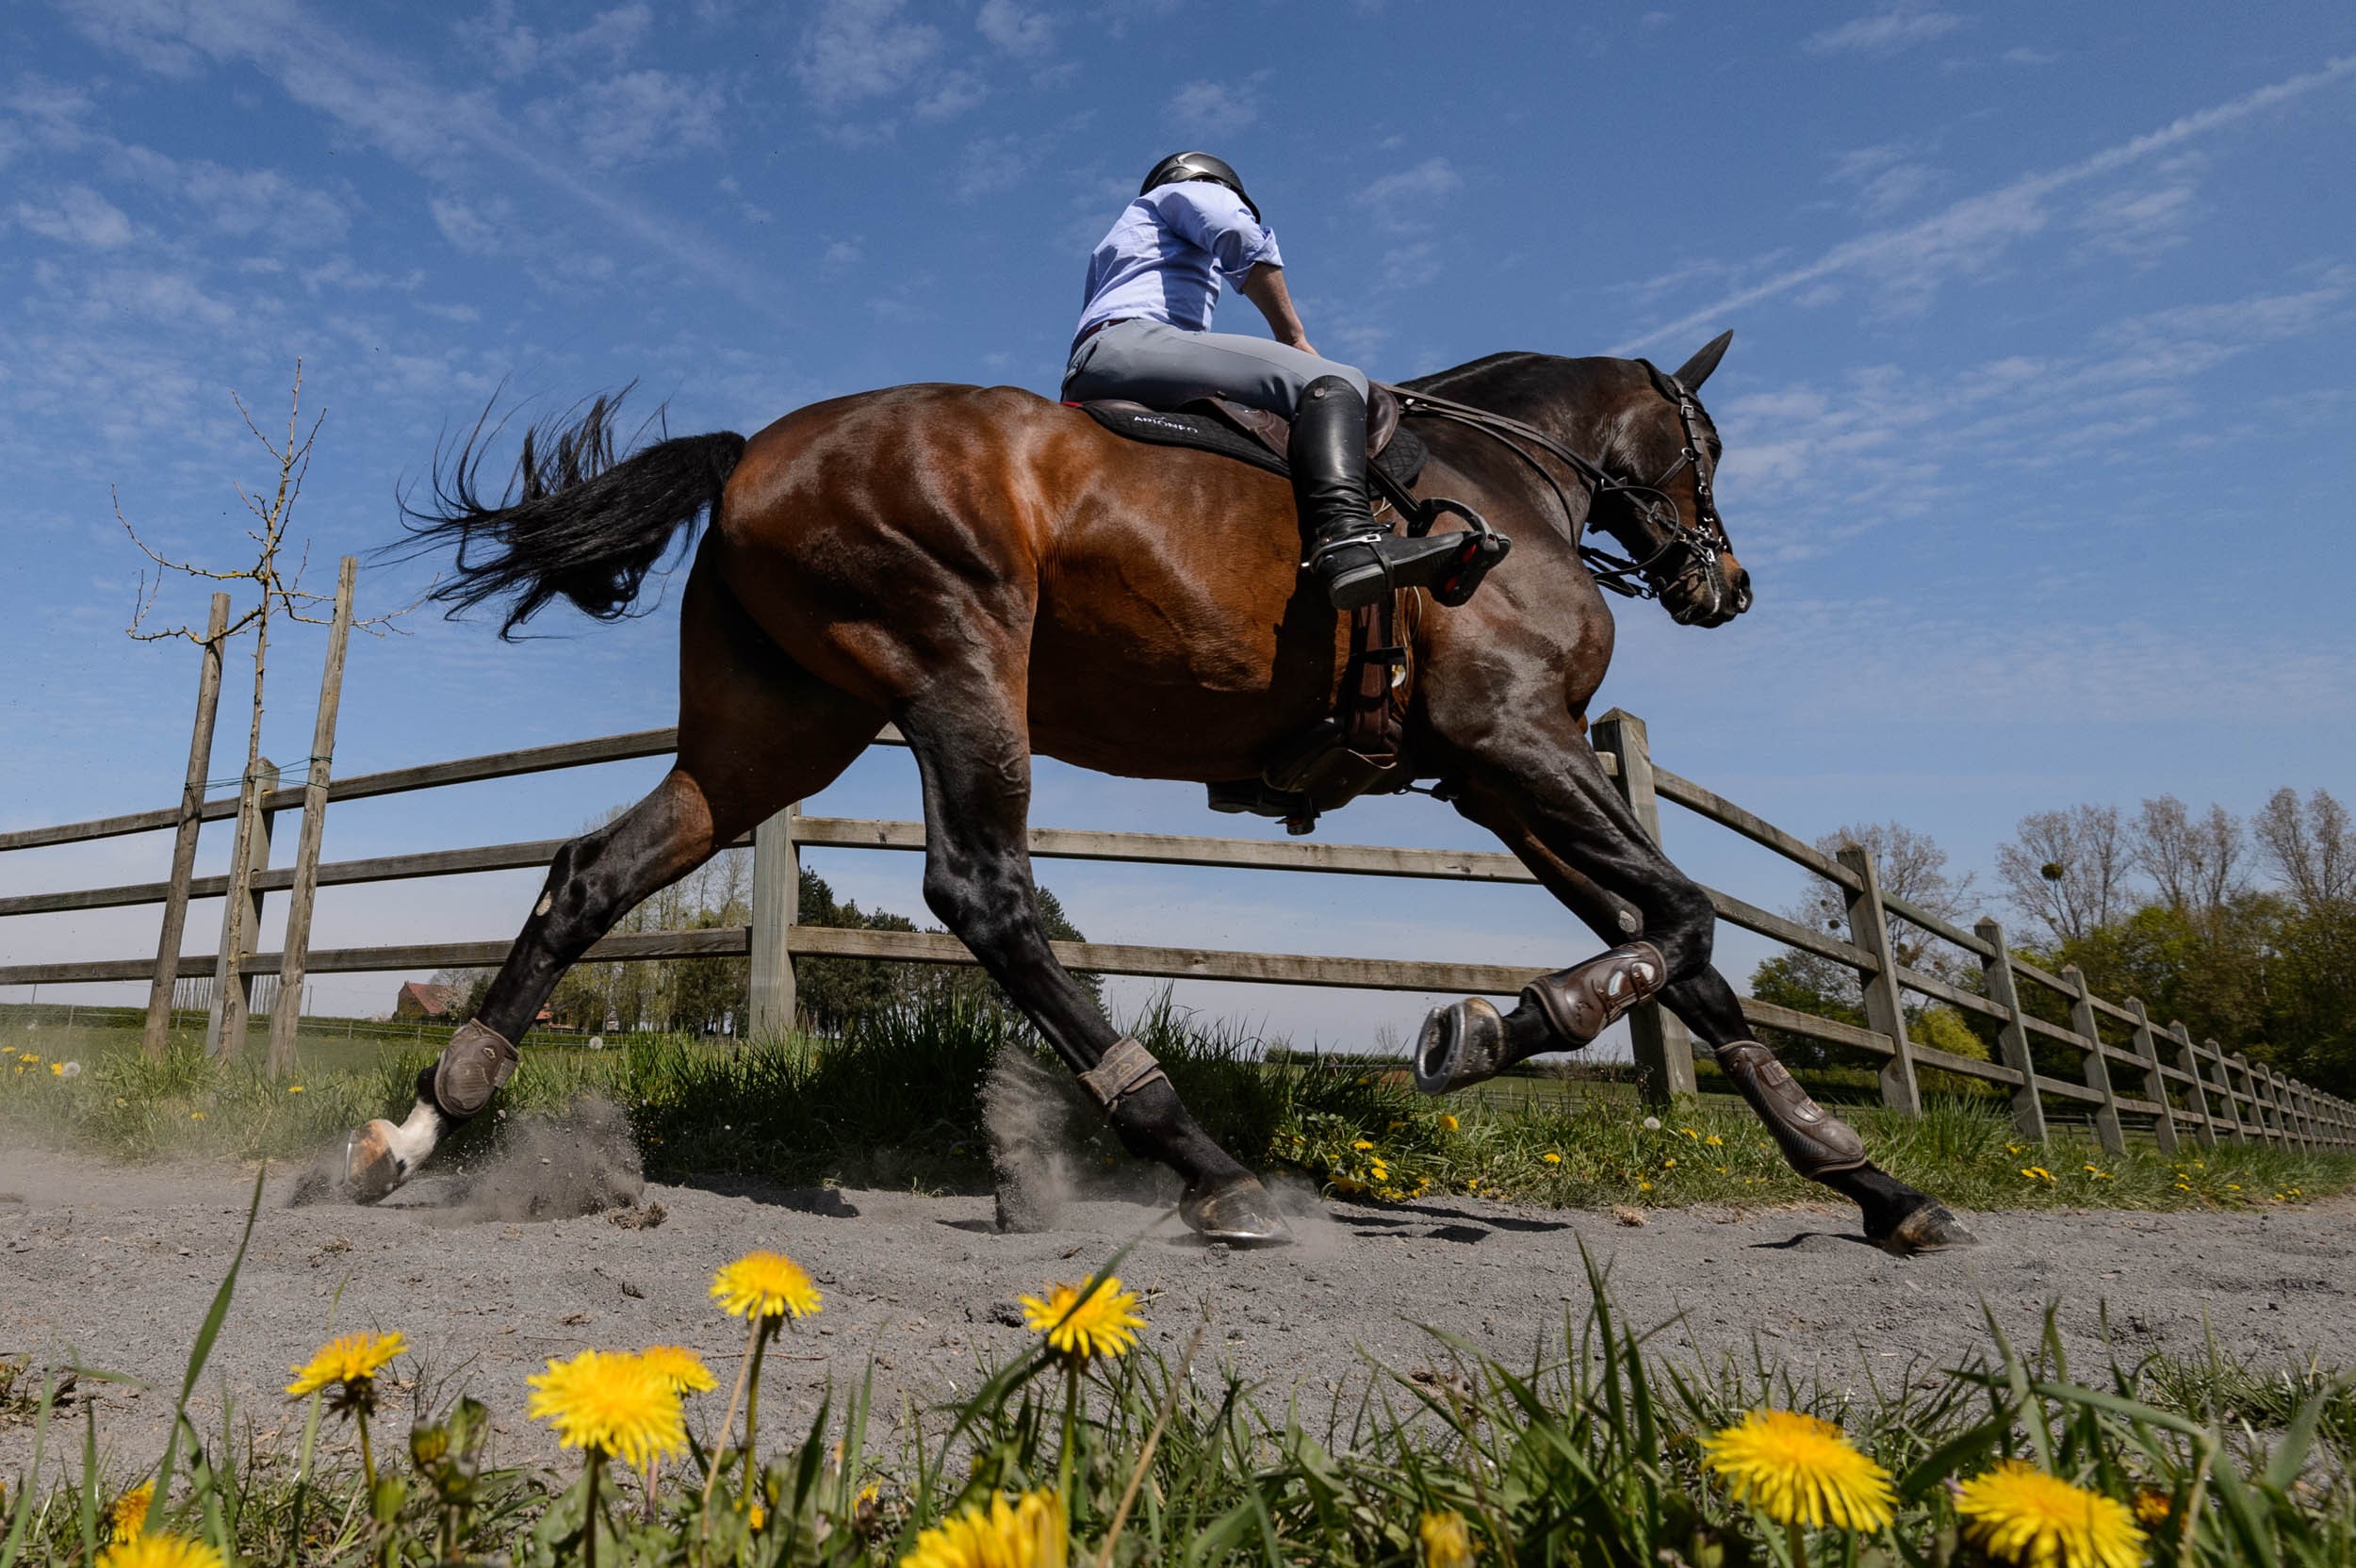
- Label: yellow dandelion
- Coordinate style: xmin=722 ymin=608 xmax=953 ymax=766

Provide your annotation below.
xmin=1700 ymin=1408 xmax=1896 ymax=1530
xmin=96 ymin=1534 xmax=224 ymax=1568
xmin=1954 ymin=1461 xmax=2145 ymax=1568
xmin=2132 ymin=1488 xmax=2171 ymax=1527
xmin=1439 ymin=1114 xmax=1460 ymax=1132
xmin=286 ymin=1330 xmax=407 ymax=1401
xmin=107 ymin=1479 xmax=155 ymax=1540
xmin=1020 ymin=1275 xmax=1145 ymax=1364
xmin=526 ymin=1349 xmax=686 ymax=1469
xmin=1638 ymin=1180 xmax=1653 ymax=1192
xmin=899 ymin=1487 xmax=1066 ymax=1568
xmin=635 ymin=1344 xmax=717 ymax=1395
xmin=1542 ymin=1152 xmax=1562 ymax=1164
xmin=1352 ymin=1138 xmax=1375 ymax=1152
xmin=1705 ymin=1134 xmax=1724 ymax=1146
xmin=1419 ymin=1507 xmax=1476 ymax=1568
xmin=188 ymin=1111 xmax=205 ymax=1121
xmin=1370 ymin=1164 xmax=1390 ymax=1181
xmin=1662 ymin=1157 xmax=1677 ymax=1168
xmin=287 ymin=1085 xmax=304 ymax=1093
xmin=711 ymin=1250 xmax=823 ymax=1320
xmin=49 ymin=1061 xmax=64 ymax=1075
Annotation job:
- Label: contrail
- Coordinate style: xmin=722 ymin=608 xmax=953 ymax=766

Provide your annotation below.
xmin=1613 ymin=55 xmax=2356 ymax=353
xmin=106 ymin=0 xmax=789 ymax=322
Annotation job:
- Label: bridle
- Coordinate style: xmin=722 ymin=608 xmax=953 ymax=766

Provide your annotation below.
xmin=1385 ymin=363 xmax=1733 ymax=607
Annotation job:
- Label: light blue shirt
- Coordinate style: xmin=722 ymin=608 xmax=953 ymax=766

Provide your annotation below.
xmin=1073 ymin=181 xmax=1284 ymax=348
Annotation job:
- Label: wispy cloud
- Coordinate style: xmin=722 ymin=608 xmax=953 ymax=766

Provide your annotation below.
xmin=63 ymin=0 xmax=784 ymax=317
xmin=1711 ymin=270 xmax=2355 ymax=562
xmin=795 ymin=0 xmax=942 ymax=112
xmin=1355 ymin=155 xmax=1463 ymax=232
xmin=976 ymin=0 xmax=1055 ymax=59
xmin=1168 ymin=75 xmax=1263 ymax=135
xmin=1805 ymin=0 xmax=1965 ymax=57
xmin=1617 ymin=55 xmax=2356 ymax=351
xmin=12 ymin=181 xmax=133 ymax=245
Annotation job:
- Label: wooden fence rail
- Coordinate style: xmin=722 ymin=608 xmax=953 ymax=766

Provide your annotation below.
xmin=3 ymin=625 xmax=2351 ymax=1149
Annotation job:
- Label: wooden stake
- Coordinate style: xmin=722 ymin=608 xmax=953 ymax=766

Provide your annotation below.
xmin=267 ymin=557 xmax=356 ymax=1079
xmin=143 ymin=592 xmax=230 ymax=1057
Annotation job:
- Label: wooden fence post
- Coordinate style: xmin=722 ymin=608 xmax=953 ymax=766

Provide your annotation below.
xmin=1590 ymin=710 xmax=1695 ymax=1104
xmin=1974 ymin=919 xmax=2047 ymax=1142
xmin=208 ymin=758 xmax=277 ymax=1061
xmin=2210 ymin=1042 xmax=2248 ymax=1143
xmin=2233 ymin=1054 xmax=2273 ymax=1144
xmin=142 ymin=592 xmax=231 ymax=1058
xmin=1838 ymin=844 xmax=1919 ymax=1116
xmin=2264 ymin=1070 xmax=2298 ymax=1150
xmin=2168 ymin=1022 xmax=2215 ymax=1149
xmin=2060 ymin=965 xmax=2124 ymax=1155
xmin=748 ymin=803 xmax=801 ymax=1041
xmin=267 ymin=558 xmax=356 ymax=1080
xmin=2124 ymin=998 xmax=2178 ymax=1154
xmin=2261 ymin=1066 xmax=2301 ymax=1150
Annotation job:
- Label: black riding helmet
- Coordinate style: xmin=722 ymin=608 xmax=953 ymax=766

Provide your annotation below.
xmin=1139 ymin=152 xmax=1260 ymax=222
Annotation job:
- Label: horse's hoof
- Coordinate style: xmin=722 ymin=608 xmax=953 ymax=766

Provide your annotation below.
xmin=1414 ymin=997 xmax=1507 ymax=1095
xmin=344 ymin=1120 xmax=409 ymax=1204
xmin=1874 ymin=1200 xmax=1976 ymax=1255
xmin=1179 ymin=1175 xmax=1293 ymax=1247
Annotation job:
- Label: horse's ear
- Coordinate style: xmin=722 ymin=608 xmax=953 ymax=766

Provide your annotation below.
xmin=1672 ymin=330 xmax=1733 ymax=390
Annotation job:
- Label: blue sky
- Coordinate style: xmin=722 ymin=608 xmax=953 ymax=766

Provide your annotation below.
xmin=4 ymin=0 xmax=2353 ymax=1046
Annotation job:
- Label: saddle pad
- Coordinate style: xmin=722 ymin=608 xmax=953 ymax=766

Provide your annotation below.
xmin=1077 ymin=401 xmax=1430 ymax=492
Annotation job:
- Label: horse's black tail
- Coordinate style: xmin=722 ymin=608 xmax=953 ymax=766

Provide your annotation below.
xmin=401 ymin=386 xmax=746 ymax=640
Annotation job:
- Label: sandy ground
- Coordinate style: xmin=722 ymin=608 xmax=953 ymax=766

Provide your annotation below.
xmin=5 ymin=1138 xmax=2353 ymax=1486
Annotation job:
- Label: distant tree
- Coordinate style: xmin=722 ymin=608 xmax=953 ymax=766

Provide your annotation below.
xmin=1996 ymin=805 xmax=2129 ymax=946
xmin=2131 ymin=795 xmax=2246 ymax=915
xmin=1749 ymin=820 xmax=1976 ymax=1066
xmin=2254 ymin=788 xmax=2355 ymax=911
xmin=433 ymin=966 xmax=496 ymax=1021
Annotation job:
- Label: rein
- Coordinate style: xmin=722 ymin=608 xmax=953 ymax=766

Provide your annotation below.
xmin=1383 ymin=369 xmax=1727 ymax=601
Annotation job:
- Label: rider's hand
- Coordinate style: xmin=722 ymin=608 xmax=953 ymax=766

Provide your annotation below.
xmin=1285 ymin=335 xmax=1320 ymax=357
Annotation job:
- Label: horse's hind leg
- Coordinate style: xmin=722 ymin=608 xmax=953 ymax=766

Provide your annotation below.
xmin=894 ymin=679 xmax=1290 ymax=1244
xmin=1431 ymin=718 xmax=1973 ymax=1253
xmin=346 ymin=563 xmax=885 ymax=1199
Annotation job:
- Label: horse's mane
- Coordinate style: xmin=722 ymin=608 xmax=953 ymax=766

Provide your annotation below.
xmin=1398 ymin=351 xmax=1553 ymax=397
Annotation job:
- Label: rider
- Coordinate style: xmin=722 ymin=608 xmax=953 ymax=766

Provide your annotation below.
xmin=1062 ymin=153 xmax=1466 ymax=612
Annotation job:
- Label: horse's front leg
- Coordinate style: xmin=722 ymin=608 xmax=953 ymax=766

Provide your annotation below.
xmin=1429 ymin=729 xmax=1975 ymax=1254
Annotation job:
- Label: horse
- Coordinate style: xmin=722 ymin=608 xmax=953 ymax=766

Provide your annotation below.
xmin=350 ymin=333 xmax=1973 ymax=1255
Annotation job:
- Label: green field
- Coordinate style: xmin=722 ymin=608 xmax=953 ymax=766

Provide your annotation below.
xmin=5 ymin=995 xmax=2348 ymax=1217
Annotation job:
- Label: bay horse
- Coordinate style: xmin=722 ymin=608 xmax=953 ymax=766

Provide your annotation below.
xmin=352 ymin=334 xmax=1972 ymax=1255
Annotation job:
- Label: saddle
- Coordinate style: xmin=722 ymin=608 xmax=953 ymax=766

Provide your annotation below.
xmin=1072 ymin=389 xmax=1446 ymax=835
xmin=1075 ymin=385 xmax=1420 ymax=486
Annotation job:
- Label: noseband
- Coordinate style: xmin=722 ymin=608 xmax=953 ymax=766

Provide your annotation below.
xmin=1388 ymin=365 xmax=1731 ymax=604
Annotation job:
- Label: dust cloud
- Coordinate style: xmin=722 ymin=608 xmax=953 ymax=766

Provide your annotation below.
xmin=287 ymin=1096 xmax=644 ymax=1222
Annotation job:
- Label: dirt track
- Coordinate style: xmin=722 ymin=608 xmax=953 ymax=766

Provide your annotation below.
xmin=5 ymin=1141 xmax=2352 ymax=1483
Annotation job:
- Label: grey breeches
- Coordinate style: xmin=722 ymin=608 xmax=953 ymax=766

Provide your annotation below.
xmin=1060 ymin=318 xmax=1369 ymax=416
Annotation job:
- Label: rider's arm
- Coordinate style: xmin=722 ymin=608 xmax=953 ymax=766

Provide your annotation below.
xmin=1236 ymin=264 xmax=1317 ymax=356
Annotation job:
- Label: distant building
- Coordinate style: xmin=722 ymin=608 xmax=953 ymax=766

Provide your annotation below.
xmin=393 ymin=981 xmax=465 ymax=1021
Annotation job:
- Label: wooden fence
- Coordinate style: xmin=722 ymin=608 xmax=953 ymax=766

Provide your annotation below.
xmin=3 ymin=631 xmax=2351 ymax=1152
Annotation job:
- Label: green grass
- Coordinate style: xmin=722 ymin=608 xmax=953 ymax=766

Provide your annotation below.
xmin=4 ymin=994 xmax=2350 ymax=1216
xmin=6 ymin=1201 xmax=2353 ymax=1567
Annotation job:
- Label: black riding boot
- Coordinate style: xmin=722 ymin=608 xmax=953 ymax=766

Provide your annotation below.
xmin=1292 ymin=377 xmax=1476 ymax=612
